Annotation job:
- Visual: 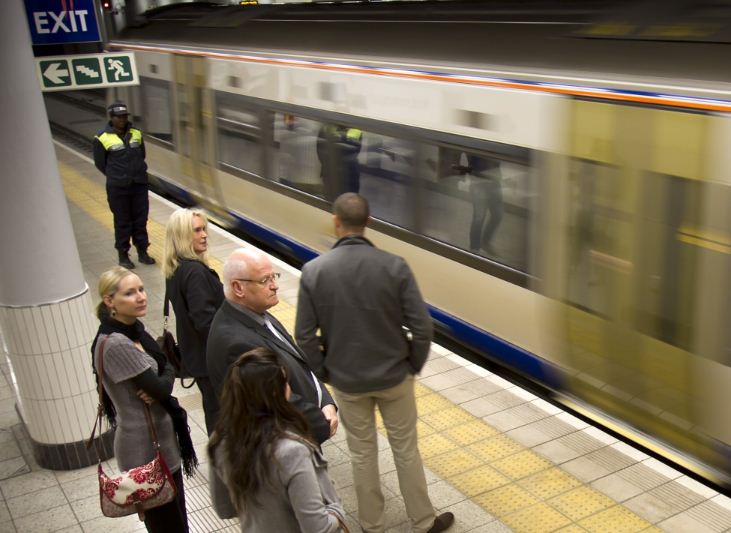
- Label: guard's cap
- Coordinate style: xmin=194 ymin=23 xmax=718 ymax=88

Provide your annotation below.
xmin=108 ymin=102 xmax=129 ymax=116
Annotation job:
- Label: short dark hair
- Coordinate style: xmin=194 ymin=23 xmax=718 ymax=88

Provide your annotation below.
xmin=333 ymin=193 xmax=369 ymax=229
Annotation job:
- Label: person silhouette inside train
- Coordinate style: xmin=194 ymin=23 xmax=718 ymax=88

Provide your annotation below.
xmin=316 ymin=123 xmax=363 ymax=202
xmin=453 ymin=154 xmax=503 ymax=257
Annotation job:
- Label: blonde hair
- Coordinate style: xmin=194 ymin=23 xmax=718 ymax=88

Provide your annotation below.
xmin=96 ymin=266 xmax=135 ymax=320
xmin=162 ymin=208 xmax=209 ymax=278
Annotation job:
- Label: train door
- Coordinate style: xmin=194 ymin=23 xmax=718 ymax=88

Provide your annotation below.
xmin=554 ymin=98 xmax=719 ymax=471
xmin=552 ymin=98 xmax=731 ymax=480
xmin=172 ymin=55 xmax=225 ymax=211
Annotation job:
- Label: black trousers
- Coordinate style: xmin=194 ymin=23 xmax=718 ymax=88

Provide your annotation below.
xmin=144 ymin=468 xmax=188 ymax=533
xmin=469 ymin=179 xmax=503 ymax=251
xmin=196 ymin=376 xmax=219 ymax=436
xmin=106 ymin=182 xmax=150 ymax=253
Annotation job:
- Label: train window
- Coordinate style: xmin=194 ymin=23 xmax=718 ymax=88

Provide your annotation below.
xmin=635 ymin=170 xmax=731 ymax=357
xmin=215 ymin=92 xmax=263 ymax=177
xmin=139 ymin=77 xmax=173 ymax=144
xmin=355 ymin=130 xmax=420 ymax=230
xmin=268 ymin=113 xmax=533 ymax=273
xmin=566 ymin=159 xmax=631 ymax=318
xmin=414 ymin=146 xmax=533 ymax=272
xmin=270 ymin=113 xmax=324 ymax=195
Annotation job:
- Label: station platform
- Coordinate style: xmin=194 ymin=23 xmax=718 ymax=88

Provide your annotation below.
xmin=1 ymin=144 xmax=730 ymax=533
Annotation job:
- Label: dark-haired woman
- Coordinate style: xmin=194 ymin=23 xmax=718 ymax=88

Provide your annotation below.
xmin=91 ymin=266 xmax=197 ymax=533
xmin=208 ymin=347 xmax=346 ymax=532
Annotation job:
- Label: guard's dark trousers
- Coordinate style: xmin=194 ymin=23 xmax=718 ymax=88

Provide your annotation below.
xmin=106 ymin=183 xmax=150 ymax=253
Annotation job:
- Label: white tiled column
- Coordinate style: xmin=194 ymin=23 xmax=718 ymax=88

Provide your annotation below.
xmin=0 ymin=0 xmax=107 ymax=469
xmin=0 ymin=294 xmax=98 ymax=446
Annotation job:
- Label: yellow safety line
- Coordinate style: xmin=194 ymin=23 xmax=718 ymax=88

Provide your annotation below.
xmin=58 ymin=160 xmax=224 ymax=275
xmin=59 ymin=158 xmax=659 ymax=533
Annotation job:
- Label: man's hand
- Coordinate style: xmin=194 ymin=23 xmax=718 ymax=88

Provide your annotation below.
xmin=321 ymin=404 xmax=339 ymax=437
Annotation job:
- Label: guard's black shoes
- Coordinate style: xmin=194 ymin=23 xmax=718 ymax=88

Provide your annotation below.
xmin=137 ymin=250 xmax=156 ymax=265
xmin=427 ymin=512 xmax=455 ymax=533
xmin=118 ymin=252 xmax=135 ymax=269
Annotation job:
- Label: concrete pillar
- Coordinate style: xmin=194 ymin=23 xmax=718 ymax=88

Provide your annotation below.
xmin=0 ymin=0 xmax=112 ymax=469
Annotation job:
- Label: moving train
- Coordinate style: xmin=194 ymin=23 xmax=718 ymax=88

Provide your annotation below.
xmin=48 ymin=1 xmax=731 ymax=488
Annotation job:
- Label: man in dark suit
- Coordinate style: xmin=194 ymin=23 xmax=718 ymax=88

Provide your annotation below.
xmin=207 ymin=248 xmax=337 ymax=445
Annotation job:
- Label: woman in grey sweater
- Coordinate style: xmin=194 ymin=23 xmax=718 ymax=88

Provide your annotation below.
xmin=208 ymin=347 xmax=346 ymax=532
xmin=92 ymin=266 xmax=196 ymax=532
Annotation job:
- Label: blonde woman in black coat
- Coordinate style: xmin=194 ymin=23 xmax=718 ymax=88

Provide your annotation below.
xmin=163 ymin=208 xmax=224 ymax=434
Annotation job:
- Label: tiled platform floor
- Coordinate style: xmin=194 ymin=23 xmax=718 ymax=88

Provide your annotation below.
xmin=0 ymin=143 xmax=730 ymax=533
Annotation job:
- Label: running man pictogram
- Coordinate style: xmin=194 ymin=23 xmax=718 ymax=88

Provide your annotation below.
xmin=107 ymin=58 xmax=128 ymax=81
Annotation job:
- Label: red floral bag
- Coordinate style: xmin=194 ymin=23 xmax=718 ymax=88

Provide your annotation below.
xmin=97 ymin=446 xmax=176 ymax=519
xmin=88 ymin=337 xmax=177 ymax=520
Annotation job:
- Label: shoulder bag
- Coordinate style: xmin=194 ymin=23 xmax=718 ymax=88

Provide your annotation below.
xmin=158 ymin=291 xmax=195 ymax=388
xmin=87 ymin=336 xmax=178 ymax=521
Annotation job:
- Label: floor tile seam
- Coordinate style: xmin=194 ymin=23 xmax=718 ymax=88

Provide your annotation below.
xmin=6 ymin=490 xmax=74 ymax=526
xmin=59 ymin=147 xmax=663 ymax=531
xmin=673 ymin=497 xmax=731 ymax=525
xmin=412 ymin=382 xmax=657 ymax=529
xmin=647 ymin=481 xmax=708 ymax=509
xmin=58 ymin=160 xmax=171 ymax=264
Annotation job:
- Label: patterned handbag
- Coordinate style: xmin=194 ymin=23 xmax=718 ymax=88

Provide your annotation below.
xmin=88 ymin=337 xmax=177 ymax=521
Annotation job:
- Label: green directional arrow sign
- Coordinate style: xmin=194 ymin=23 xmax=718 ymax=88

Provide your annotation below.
xmin=36 ymin=53 xmax=138 ymax=92
xmin=103 ymin=55 xmax=134 ymax=83
xmin=72 ymin=57 xmax=103 ymax=86
xmin=39 ymin=59 xmax=71 ymax=89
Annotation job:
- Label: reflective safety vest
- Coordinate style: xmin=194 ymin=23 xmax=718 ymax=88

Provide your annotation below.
xmin=93 ymin=125 xmax=148 ymax=187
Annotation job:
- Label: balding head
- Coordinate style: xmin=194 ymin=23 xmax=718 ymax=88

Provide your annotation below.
xmin=223 ymin=248 xmax=280 ymax=312
xmin=333 ymin=193 xmax=370 ymax=237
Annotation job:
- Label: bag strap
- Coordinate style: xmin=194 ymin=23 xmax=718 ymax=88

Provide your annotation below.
xmin=163 ymin=286 xmax=197 ymax=389
xmin=87 ymin=335 xmax=160 ymax=453
xmin=332 ymin=511 xmax=350 ymax=533
xmin=163 ymin=288 xmax=171 ymax=332
xmin=86 ymin=336 xmax=110 ymax=454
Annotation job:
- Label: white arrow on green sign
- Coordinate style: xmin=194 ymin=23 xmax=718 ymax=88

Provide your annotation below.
xmin=39 ymin=59 xmax=71 ymax=87
xmin=36 ymin=52 xmax=138 ymax=92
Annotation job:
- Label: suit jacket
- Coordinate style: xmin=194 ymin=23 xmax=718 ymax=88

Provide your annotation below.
xmin=207 ymin=300 xmax=334 ymax=444
xmin=166 ymin=259 xmax=224 ymax=377
xmin=296 ymin=235 xmax=433 ymax=394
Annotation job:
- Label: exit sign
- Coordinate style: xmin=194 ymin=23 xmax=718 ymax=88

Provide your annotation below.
xmin=24 ymin=0 xmax=101 ymax=45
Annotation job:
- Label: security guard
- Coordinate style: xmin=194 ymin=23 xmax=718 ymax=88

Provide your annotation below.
xmin=316 ymin=123 xmax=363 ymax=202
xmin=93 ymin=101 xmax=155 ymax=269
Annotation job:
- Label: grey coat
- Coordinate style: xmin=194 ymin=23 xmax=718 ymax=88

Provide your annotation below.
xmin=212 ymin=435 xmax=345 ymax=533
xmin=295 ymin=235 xmax=433 ymax=393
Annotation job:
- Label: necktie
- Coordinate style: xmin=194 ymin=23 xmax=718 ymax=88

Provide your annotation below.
xmin=264 ymin=315 xmax=323 ymax=407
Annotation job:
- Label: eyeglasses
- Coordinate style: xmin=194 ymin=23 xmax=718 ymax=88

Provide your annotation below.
xmin=235 ymin=272 xmax=281 ymax=286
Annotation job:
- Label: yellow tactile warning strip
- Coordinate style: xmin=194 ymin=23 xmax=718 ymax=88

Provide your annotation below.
xmin=58 ymin=159 xmax=224 ymax=275
xmin=58 ymin=158 xmax=656 ymax=533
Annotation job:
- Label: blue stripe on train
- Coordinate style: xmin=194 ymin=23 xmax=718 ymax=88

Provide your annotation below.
xmin=158 ymin=177 xmax=560 ymax=390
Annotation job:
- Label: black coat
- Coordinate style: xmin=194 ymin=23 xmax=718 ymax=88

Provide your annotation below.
xmin=207 ymin=300 xmax=334 ymax=445
xmin=93 ymin=122 xmax=148 ymax=187
xmin=167 ymin=259 xmax=224 ymax=378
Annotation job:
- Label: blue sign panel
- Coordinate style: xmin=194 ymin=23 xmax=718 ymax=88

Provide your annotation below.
xmin=24 ymin=0 xmax=101 ymax=45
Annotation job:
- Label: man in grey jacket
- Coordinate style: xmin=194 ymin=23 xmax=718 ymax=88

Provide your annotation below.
xmin=295 ymin=193 xmax=454 ymax=533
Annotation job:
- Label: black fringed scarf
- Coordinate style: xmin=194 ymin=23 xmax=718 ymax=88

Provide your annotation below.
xmin=91 ymin=317 xmax=198 ymax=478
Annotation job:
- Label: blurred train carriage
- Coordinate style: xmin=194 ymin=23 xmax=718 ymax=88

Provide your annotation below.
xmin=47 ymin=1 xmax=731 ymax=489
